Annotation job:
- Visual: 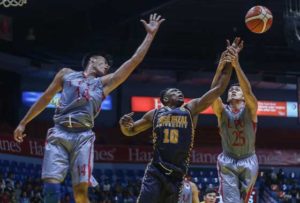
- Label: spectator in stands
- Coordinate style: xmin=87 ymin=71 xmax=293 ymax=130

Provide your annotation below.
xmin=179 ymin=176 xmax=200 ymax=203
xmin=277 ymin=168 xmax=285 ymax=184
xmin=103 ymin=178 xmax=112 ymax=192
xmin=19 ymin=191 xmax=30 ymax=203
xmin=0 ymin=188 xmax=11 ymax=203
xmin=200 ymin=188 xmax=217 ymax=203
xmin=123 ymin=188 xmax=135 ymax=203
xmin=14 ymin=181 xmax=22 ymax=202
xmin=5 ymin=172 xmax=15 ymax=189
xmin=0 ymin=174 xmax=6 ymax=192
xmin=10 ymin=191 xmax=17 ymax=203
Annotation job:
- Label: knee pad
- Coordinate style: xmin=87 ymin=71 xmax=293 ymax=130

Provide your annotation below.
xmin=43 ymin=183 xmax=61 ymax=203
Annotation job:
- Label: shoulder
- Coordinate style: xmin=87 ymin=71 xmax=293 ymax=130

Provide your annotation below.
xmin=182 ymin=105 xmax=192 ymax=114
xmin=221 ymin=104 xmax=230 ymax=115
xmin=143 ymin=109 xmax=156 ymax=121
xmin=100 ymin=73 xmax=114 ymax=86
xmin=60 ymin=67 xmax=74 ymax=74
xmin=56 ymin=68 xmax=74 ymax=78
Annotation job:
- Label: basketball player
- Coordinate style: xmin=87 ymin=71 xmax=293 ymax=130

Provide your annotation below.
xmin=13 ymin=14 xmax=165 ymax=203
xmin=211 ymin=38 xmax=258 ymax=203
xmin=119 ymin=46 xmax=234 ymax=203
xmin=179 ymin=176 xmax=200 ymax=203
xmin=200 ymin=188 xmax=217 ymax=203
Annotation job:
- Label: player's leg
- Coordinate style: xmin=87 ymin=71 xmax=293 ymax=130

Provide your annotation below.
xmin=137 ymin=164 xmax=163 ymax=203
xmin=163 ymin=176 xmax=184 ymax=203
xmin=43 ymin=179 xmax=62 ymax=203
xmin=42 ymin=127 xmax=70 ymax=203
xmin=239 ymin=154 xmax=259 ymax=203
xmin=70 ymin=130 xmax=95 ymax=203
xmin=217 ymin=153 xmax=242 ymax=203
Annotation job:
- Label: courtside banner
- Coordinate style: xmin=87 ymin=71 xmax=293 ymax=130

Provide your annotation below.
xmin=131 ymin=96 xmax=298 ymax=117
xmin=0 ymin=136 xmax=300 ymax=166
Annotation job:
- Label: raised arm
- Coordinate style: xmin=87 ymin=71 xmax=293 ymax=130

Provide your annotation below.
xmin=14 ymin=68 xmax=72 ymax=143
xmin=119 ymin=110 xmax=155 ymax=136
xmin=185 ymin=59 xmax=233 ymax=117
xmin=210 ymin=51 xmax=231 ymax=118
xmin=227 ymin=42 xmax=258 ymax=122
xmin=211 ymin=37 xmax=245 ymax=119
xmin=102 ymin=14 xmax=165 ymax=96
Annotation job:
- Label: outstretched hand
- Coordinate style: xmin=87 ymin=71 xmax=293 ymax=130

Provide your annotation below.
xmin=119 ymin=112 xmax=135 ymax=128
xmin=14 ymin=124 xmax=26 ymax=143
xmin=225 ymin=37 xmax=244 ymax=68
xmin=226 ymin=37 xmax=244 ymax=53
xmin=141 ymin=13 xmax=165 ymax=36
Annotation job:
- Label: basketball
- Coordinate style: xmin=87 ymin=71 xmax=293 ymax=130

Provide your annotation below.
xmin=245 ymin=5 xmax=273 ymax=34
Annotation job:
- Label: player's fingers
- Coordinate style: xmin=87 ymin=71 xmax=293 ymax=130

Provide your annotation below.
xmin=226 ymin=47 xmax=236 ymax=55
xmin=150 ymin=14 xmax=153 ymax=21
xmin=235 ymin=37 xmax=240 ymax=45
xmin=153 ymin=13 xmax=157 ymax=20
xmin=123 ymin=123 xmax=130 ymax=127
xmin=122 ymin=117 xmax=131 ymax=122
xmin=127 ymin=112 xmax=134 ymax=117
xmin=124 ymin=122 xmax=133 ymax=128
xmin=14 ymin=131 xmax=20 ymax=142
xmin=158 ymin=18 xmax=165 ymax=25
xmin=140 ymin=20 xmax=147 ymax=26
xmin=226 ymin=39 xmax=231 ymax=47
xmin=233 ymin=37 xmax=239 ymax=46
xmin=224 ymin=55 xmax=232 ymax=61
xmin=221 ymin=50 xmax=227 ymax=58
xmin=156 ymin=15 xmax=161 ymax=21
xmin=122 ymin=114 xmax=134 ymax=122
xmin=239 ymin=40 xmax=244 ymax=51
xmin=14 ymin=134 xmax=19 ymax=142
xmin=16 ymin=134 xmax=23 ymax=143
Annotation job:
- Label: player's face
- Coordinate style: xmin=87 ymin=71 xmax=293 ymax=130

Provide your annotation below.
xmin=204 ymin=193 xmax=217 ymax=203
xmin=165 ymin=88 xmax=184 ymax=107
xmin=227 ymin=85 xmax=244 ymax=102
xmin=90 ymin=56 xmax=110 ymax=76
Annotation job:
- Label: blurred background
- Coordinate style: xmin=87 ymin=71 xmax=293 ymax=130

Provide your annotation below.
xmin=0 ymin=0 xmax=299 ymax=202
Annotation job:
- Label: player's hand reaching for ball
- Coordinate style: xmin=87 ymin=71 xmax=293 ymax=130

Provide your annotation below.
xmin=14 ymin=124 xmax=27 ymax=143
xmin=226 ymin=37 xmax=244 ymax=68
xmin=141 ymin=13 xmax=165 ymax=36
xmin=119 ymin=112 xmax=134 ymax=128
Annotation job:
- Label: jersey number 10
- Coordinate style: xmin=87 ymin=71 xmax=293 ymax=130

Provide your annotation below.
xmin=163 ymin=129 xmax=179 ymax=144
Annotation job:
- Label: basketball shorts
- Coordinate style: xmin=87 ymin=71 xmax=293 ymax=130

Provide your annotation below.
xmin=217 ymin=152 xmax=258 ymax=203
xmin=42 ymin=125 xmax=95 ymax=186
xmin=137 ymin=163 xmax=184 ymax=203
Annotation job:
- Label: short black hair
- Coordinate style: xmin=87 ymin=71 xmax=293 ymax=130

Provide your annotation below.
xmin=229 ymin=83 xmax=240 ymax=89
xmin=204 ymin=188 xmax=217 ymax=196
xmin=82 ymin=52 xmax=113 ymax=69
xmin=160 ymin=88 xmax=172 ymax=106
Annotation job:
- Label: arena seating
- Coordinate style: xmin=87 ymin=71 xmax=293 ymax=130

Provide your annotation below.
xmin=0 ymin=159 xmax=300 ymax=202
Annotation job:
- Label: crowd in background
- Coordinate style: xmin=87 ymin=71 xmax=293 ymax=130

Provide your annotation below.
xmin=0 ymin=165 xmax=300 ymax=202
xmin=257 ymin=169 xmax=300 ymax=203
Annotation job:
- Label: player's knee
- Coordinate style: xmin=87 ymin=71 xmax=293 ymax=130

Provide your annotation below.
xmin=73 ymin=183 xmax=89 ymax=202
xmin=43 ymin=182 xmax=61 ymax=203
